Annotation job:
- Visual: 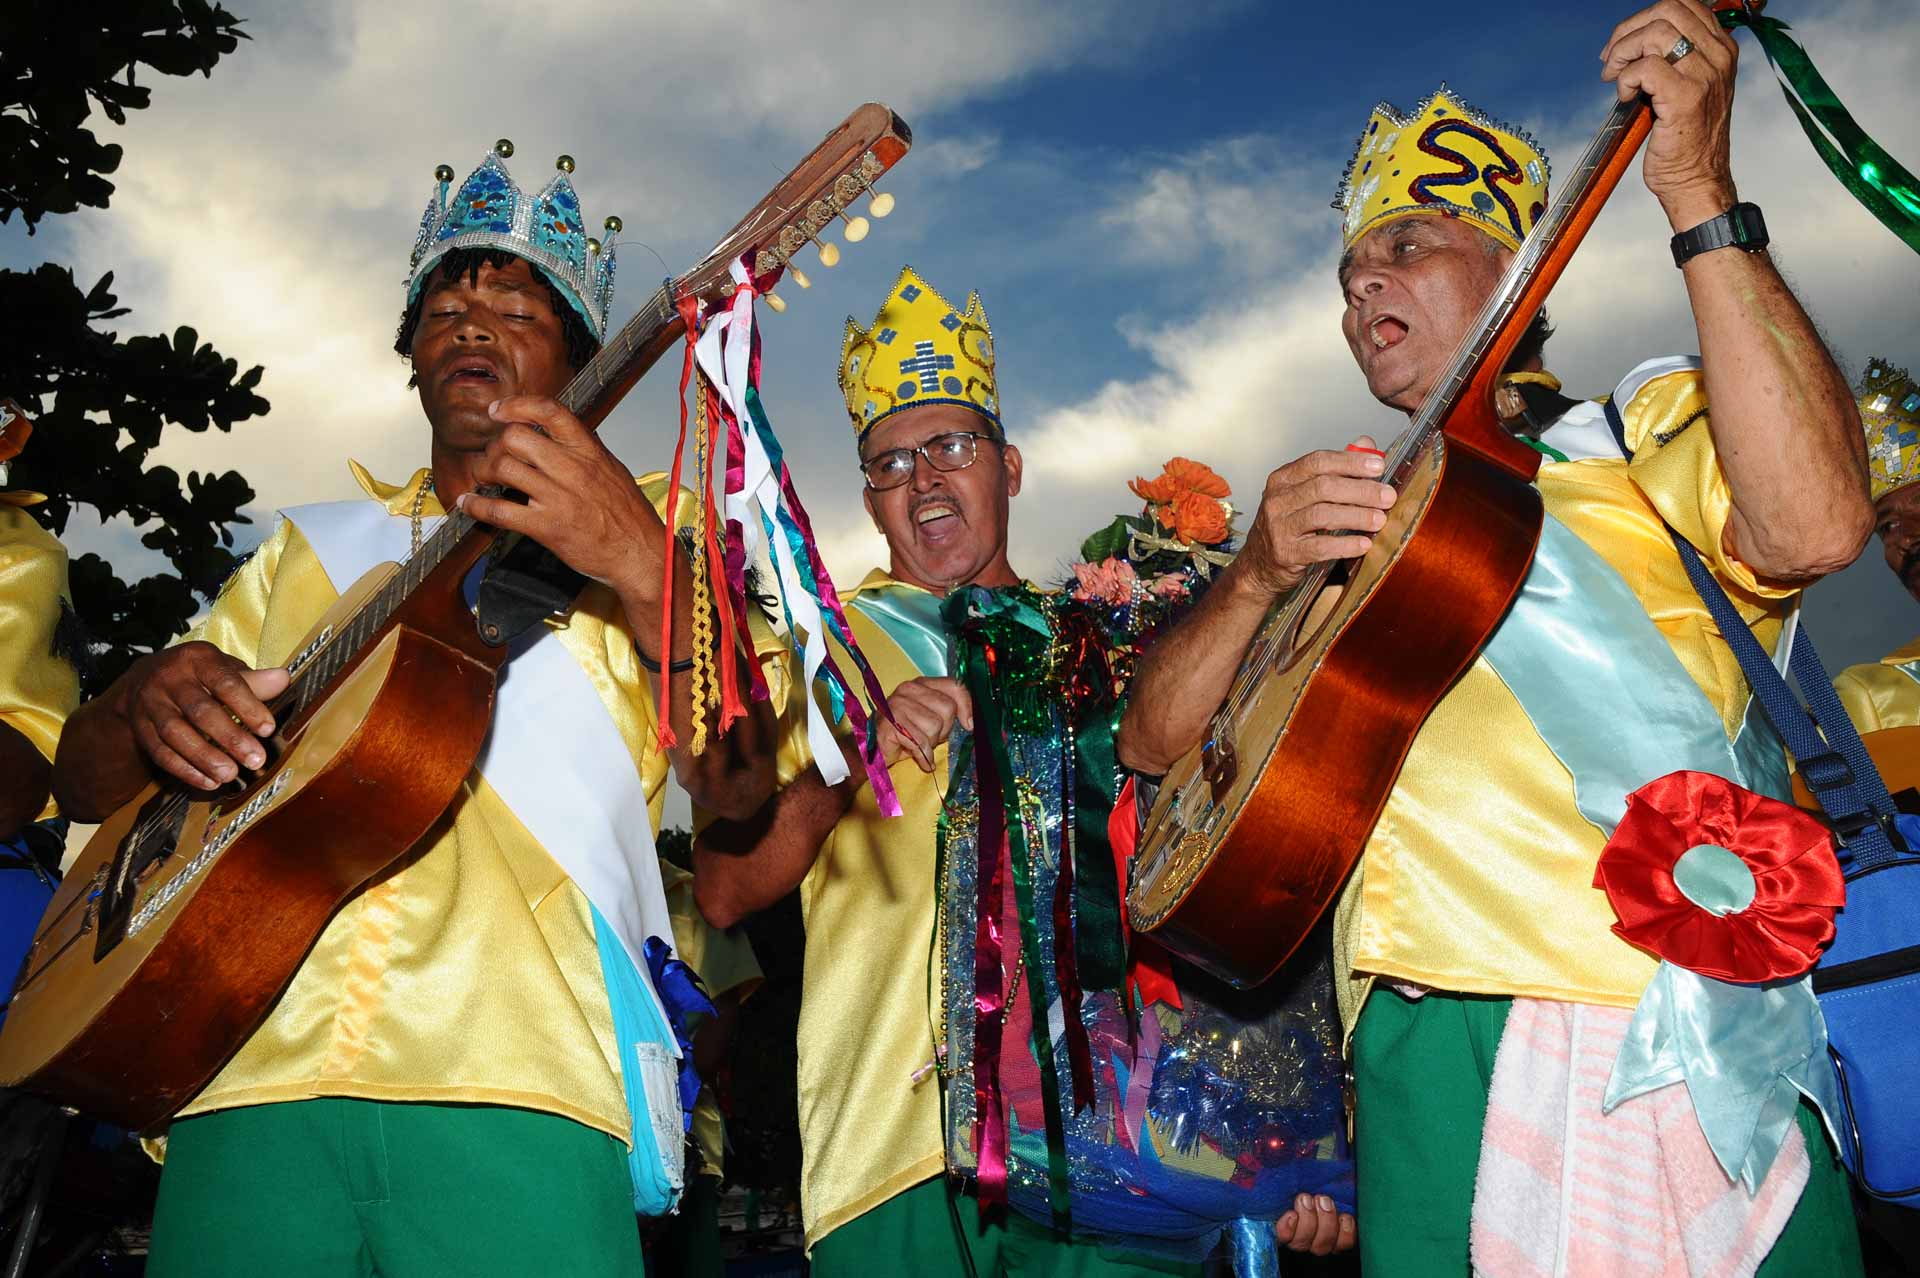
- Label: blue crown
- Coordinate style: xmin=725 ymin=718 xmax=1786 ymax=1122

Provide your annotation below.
xmin=407 ymin=141 xmax=619 ymax=340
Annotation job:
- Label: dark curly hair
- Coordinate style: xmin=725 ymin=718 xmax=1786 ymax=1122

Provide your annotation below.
xmin=394 ymin=247 xmax=601 ymax=386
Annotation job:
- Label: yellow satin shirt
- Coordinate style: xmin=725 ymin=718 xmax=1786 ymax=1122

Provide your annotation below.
xmin=173 ymin=465 xmax=751 ymax=1146
xmin=761 ymin=569 xmax=950 ymax=1247
xmin=661 ymin=856 xmax=762 ymax=1178
xmin=1833 ymin=638 xmax=1920 ymax=732
xmin=1339 ymin=368 xmax=1797 ymax=1026
xmin=0 ymin=508 xmax=79 ymax=819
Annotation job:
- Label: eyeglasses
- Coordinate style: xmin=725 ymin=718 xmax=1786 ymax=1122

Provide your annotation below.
xmin=860 ymin=430 xmax=1001 ymax=491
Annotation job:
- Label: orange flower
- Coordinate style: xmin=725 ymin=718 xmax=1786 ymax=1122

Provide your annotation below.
xmin=1171 ymin=490 xmax=1229 ymax=545
xmin=1129 ymin=457 xmax=1230 ymax=507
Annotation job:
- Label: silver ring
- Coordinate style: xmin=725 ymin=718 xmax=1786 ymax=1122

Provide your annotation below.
xmin=1665 ymin=35 xmax=1695 ymax=63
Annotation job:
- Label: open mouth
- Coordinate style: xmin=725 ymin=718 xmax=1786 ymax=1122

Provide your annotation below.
xmin=444 ymin=358 xmax=501 ymax=386
xmin=913 ymin=500 xmax=961 ymax=538
xmin=1368 ymin=315 xmax=1409 ymax=351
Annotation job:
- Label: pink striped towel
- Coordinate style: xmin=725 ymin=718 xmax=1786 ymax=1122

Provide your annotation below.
xmin=1470 ymin=998 xmax=1808 ymax=1277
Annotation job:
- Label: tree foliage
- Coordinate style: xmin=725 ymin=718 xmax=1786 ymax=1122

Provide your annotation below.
xmin=1 ymin=1 xmax=262 ymax=693
xmin=1 ymin=0 xmax=247 ymax=232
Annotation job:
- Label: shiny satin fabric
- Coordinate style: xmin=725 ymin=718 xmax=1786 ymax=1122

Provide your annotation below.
xmin=172 ymin=466 xmax=759 ymax=1151
xmin=0 ymin=507 xmax=80 ymax=818
xmin=1341 ymin=368 xmax=1798 ymax=1023
xmin=758 ymin=570 xmax=953 ymax=1247
xmin=1833 ymin=637 xmax=1920 ymax=732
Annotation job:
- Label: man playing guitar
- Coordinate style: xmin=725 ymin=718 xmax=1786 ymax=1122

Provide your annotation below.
xmin=53 ymin=146 xmax=779 ymax=1278
xmin=1119 ymin=2 xmax=1871 ymax=1273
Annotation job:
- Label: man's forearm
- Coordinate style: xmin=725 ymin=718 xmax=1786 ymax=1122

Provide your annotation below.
xmin=0 ymin=724 xmax=51 ymax=841
xmin=1117 ymin=560 xmax=1275 ymax=775
xmin=52 ymin=677 xmax=151 ymax=822
xmin=693 ymin=768 xmax=851 ymax=928
xmin=1675 ymin=205 xmax=1872 ymax=578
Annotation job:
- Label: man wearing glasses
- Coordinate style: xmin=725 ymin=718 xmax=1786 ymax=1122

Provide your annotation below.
xmin=693 ymin=268 xmax=1251 ymax=1274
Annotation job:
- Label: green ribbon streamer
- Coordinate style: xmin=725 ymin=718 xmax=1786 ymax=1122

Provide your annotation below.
xmin=1722 ymin=10 xmax=1920 ymax=254
xmin=1069 ymin=700 xmax=1128 ymax=991
xmin=946 ymin=587 xmax=1074 ymax=1228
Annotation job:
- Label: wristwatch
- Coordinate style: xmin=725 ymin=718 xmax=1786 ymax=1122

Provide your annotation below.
xmin=1671 ymin=202 xmax=1769 ymax=268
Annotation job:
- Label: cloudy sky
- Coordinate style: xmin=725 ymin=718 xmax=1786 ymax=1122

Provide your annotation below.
xmin=8 ymin=0 xmax=1919 ymax=707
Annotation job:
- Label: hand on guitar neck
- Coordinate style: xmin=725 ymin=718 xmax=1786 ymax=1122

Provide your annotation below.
xmin=1115 ymin=438 xmax=1393 ymax=776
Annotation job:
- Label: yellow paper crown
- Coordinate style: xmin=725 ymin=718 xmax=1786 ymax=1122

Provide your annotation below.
xmin=1862 ymin=356 xmax=1920 ymax=501
xmin=839 ymin=265 xmax=998 ymax=447
xmin=1334 ymin=84 xmax=1550 ymax=252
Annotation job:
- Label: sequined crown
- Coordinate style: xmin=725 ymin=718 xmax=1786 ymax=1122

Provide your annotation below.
xmin=839 ymin=266 xmax=997 ymax=448
xmin=1334 ymin=84 xmax=1550 ymax=252
xmin=408 ymin=141 xmax=619 ymax=340
xmin=1862 ymin=356 xmax=1920 ymax=501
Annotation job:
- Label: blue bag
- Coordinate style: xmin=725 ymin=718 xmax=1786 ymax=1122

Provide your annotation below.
xmin=1604 ymin=397 xmax=1920 ymax=1207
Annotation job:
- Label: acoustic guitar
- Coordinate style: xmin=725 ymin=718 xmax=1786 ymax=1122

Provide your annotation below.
xmin=0 ymin=104 xmax=911 ymax=1130
xmin=1126 ymin=3 xmax=1759 ymax=989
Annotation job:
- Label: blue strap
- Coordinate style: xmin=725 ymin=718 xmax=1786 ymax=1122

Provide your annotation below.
xmin=1601 ymin=397 xmax=1909 ymax=872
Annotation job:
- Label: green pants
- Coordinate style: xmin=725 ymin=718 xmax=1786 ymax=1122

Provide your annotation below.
xmin=1351 ymin=989 xmax=1864 ymax=1277
xmin=808 ymin=1176 xmax=1204 ymax=1278
xmin=149 ymin=1098 xmax=645 ymax=1278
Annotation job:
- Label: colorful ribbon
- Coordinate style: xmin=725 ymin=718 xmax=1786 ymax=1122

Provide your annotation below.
xmin=691 ymin=258 xmax=899 ymax=811
xmin=1722 ymin=9 xmax=1920 ymax=255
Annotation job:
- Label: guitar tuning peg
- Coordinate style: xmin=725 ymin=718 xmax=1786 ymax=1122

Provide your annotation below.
xmin=764 ymin=292 xmax=788 ymax=313
xmin=817 ymin=241 xmax=841 ymax=268
xmin=790 ymin=267 xmax=812 ymax=289
xmin=868 ymin=190 xmax=895 ymax=218
xmin=842 ymin=215 xmax=870 ymax=243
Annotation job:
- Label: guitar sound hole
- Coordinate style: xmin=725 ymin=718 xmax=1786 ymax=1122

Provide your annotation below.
xmin=93 ymin=795 xmax=189 ymax=962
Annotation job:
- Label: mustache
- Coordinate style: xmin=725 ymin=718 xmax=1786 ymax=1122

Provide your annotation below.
xmin=909 ymin=492 xmax=960 ymax=520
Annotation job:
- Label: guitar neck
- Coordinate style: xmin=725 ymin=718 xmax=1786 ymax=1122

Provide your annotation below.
xmin=1400 ymin=93 xmax=1651 ymax=476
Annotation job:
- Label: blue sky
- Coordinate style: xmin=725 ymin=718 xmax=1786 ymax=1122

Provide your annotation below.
xmin=7 ymin=0 xmax=1918 ymax=688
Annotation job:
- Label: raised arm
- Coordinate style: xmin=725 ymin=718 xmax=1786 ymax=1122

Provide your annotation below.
xmin=1603 ymin=0 xmax=1871 ymax=580
xmin=1119 ymin=445 xmax=1393 ymax=775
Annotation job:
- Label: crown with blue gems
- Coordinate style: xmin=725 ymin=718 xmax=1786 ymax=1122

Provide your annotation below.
xmin=1861 ymin=356 xmax=1920 ymax=501
xmin=839 ymin=266 xmax=997 ymax=450
xmin=1334 ymin=84 xmax=1550 ymax=253
xmin=408 ymin=140 xmax=620 ymax=340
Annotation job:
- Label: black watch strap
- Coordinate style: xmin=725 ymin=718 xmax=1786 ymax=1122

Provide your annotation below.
xmin=1670 ymin=202 xmax=1769 ymax=268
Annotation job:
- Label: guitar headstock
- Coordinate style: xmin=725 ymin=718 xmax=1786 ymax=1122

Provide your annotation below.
xmin=672 ymin=102 xmax=912 ymax=314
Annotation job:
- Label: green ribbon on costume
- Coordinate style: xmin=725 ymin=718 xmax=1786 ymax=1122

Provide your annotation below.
xmin=945 ymin=585 xmax=1075 ymax=1228
xmin=1722 ymin=9 xmax=1920 ymax=255
xmin=1069 ymin=700 xmax=1128 ymax=992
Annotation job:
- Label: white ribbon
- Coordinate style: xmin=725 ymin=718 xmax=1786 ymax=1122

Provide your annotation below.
xmin=692 ymin=259 xmax=849 ymax=786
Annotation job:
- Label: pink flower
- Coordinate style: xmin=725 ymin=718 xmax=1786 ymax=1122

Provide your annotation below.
xmin=1071 ymin=556 xmax=1139 ymax=605
xmin=1148 ymin=573 xmax=1190 ymax=599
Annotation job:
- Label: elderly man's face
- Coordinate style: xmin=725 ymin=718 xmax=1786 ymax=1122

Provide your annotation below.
xmin=1875 ymin=482 xmax=1920 ymax=604
xmin=1338 ymin=214 xmax=1513 ymax=414
xmin=410 ymin=256 xmax=573 ymax=450
xmin=860 ymin=402 xmax=1021 ymax=595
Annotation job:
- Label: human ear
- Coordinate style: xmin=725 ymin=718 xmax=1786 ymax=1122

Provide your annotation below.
xmin=1001 ymin=443 xmax=1023 ymax=499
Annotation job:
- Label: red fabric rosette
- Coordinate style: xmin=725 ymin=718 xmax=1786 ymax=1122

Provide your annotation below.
xmin=1593 ymin=770 xmax=1845 ymax=982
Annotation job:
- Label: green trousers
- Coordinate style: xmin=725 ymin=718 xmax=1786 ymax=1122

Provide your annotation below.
xmin=148 ymin=1098 xmax=645 ymax=1278
xmin=808 ymin=1176 xmax=1204 ymax=1278
xmin=1351 ymin=989 xmax=1864 ymax=1277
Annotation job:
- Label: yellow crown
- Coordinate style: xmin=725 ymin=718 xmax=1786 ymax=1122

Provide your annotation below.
xmin=839 ymin=266 xmax=998 ymax=447
xmin=1862 ymin=356 xmax=1920 ymax=501
xmin=1334 ymin=84 xmax=1550 ymax=252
